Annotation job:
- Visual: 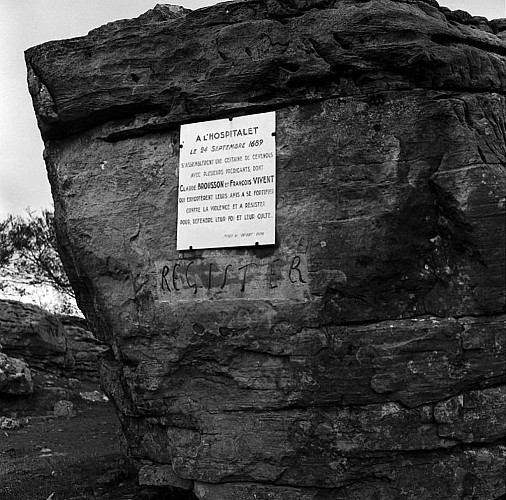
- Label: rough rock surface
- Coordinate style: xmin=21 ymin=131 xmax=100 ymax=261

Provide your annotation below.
xmin=0 ymin=352 xmax=33 ymax=395
xmin=26 ymin=1 xmax=505 ymax=499
xmin=53 ymin=399 xmax=77 ymax=418
xmin=0 ymin=300 xmax=106 ymax=380
xmin=0 ymin=299 xmax=72 ymax=371
xmin=58 ymin=315 xmax=109 ymax=381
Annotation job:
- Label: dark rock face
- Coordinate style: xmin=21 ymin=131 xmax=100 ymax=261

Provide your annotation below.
xmin=58 ymin=315 xmax=108 ymax=382
xmin=26 ymin=2 xmax=505 ymax=499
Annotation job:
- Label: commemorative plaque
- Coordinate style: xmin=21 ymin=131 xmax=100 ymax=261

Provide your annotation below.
xmin=177 ymin=112 xmax=276 ymax=250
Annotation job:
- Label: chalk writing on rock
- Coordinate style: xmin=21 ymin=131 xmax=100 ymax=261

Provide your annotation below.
xmin=155 ymin=254 xmax=309 ymax=302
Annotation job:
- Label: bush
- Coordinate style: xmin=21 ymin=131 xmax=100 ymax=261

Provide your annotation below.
xmin=0 ymin=209 xmax=79 ymax=315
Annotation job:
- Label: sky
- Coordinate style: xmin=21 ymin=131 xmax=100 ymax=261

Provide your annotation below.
xmin=0 ymin=0 xmax=505 ymax=220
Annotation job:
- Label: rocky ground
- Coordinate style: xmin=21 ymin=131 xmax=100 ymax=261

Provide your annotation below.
xmin=0 ymin=368 xmax=194 ymax=500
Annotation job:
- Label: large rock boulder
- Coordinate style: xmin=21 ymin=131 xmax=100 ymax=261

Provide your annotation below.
xmin=0 ymin=300 xmax=105 ymax=381
xmin=0 ymin=351 xmax=33 ymax=395
xmin=0 ymin=299 xmax=72 ymax=371
xmin=26 ymin=1 xmax=505 ymax=499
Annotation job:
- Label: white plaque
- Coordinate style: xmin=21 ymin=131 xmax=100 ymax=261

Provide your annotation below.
xmin=177 ymin=111 xmax=276 ymax=250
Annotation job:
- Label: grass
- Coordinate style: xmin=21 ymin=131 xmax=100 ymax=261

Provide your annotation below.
xmin=0 ymin=371 xmax=194 ymax=500
xmin=1 ymin=451 xmax=130 ymax=500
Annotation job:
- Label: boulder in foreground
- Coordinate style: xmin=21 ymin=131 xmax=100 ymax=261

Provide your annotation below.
xmin=26 ymin=1 xmax=505 ymax=498
xmin=0 ymin=352 xmax=33 ymax=395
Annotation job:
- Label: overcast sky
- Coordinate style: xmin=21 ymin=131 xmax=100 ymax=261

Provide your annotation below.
xmin=0 ymin=0 xmax=504 ymax=219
